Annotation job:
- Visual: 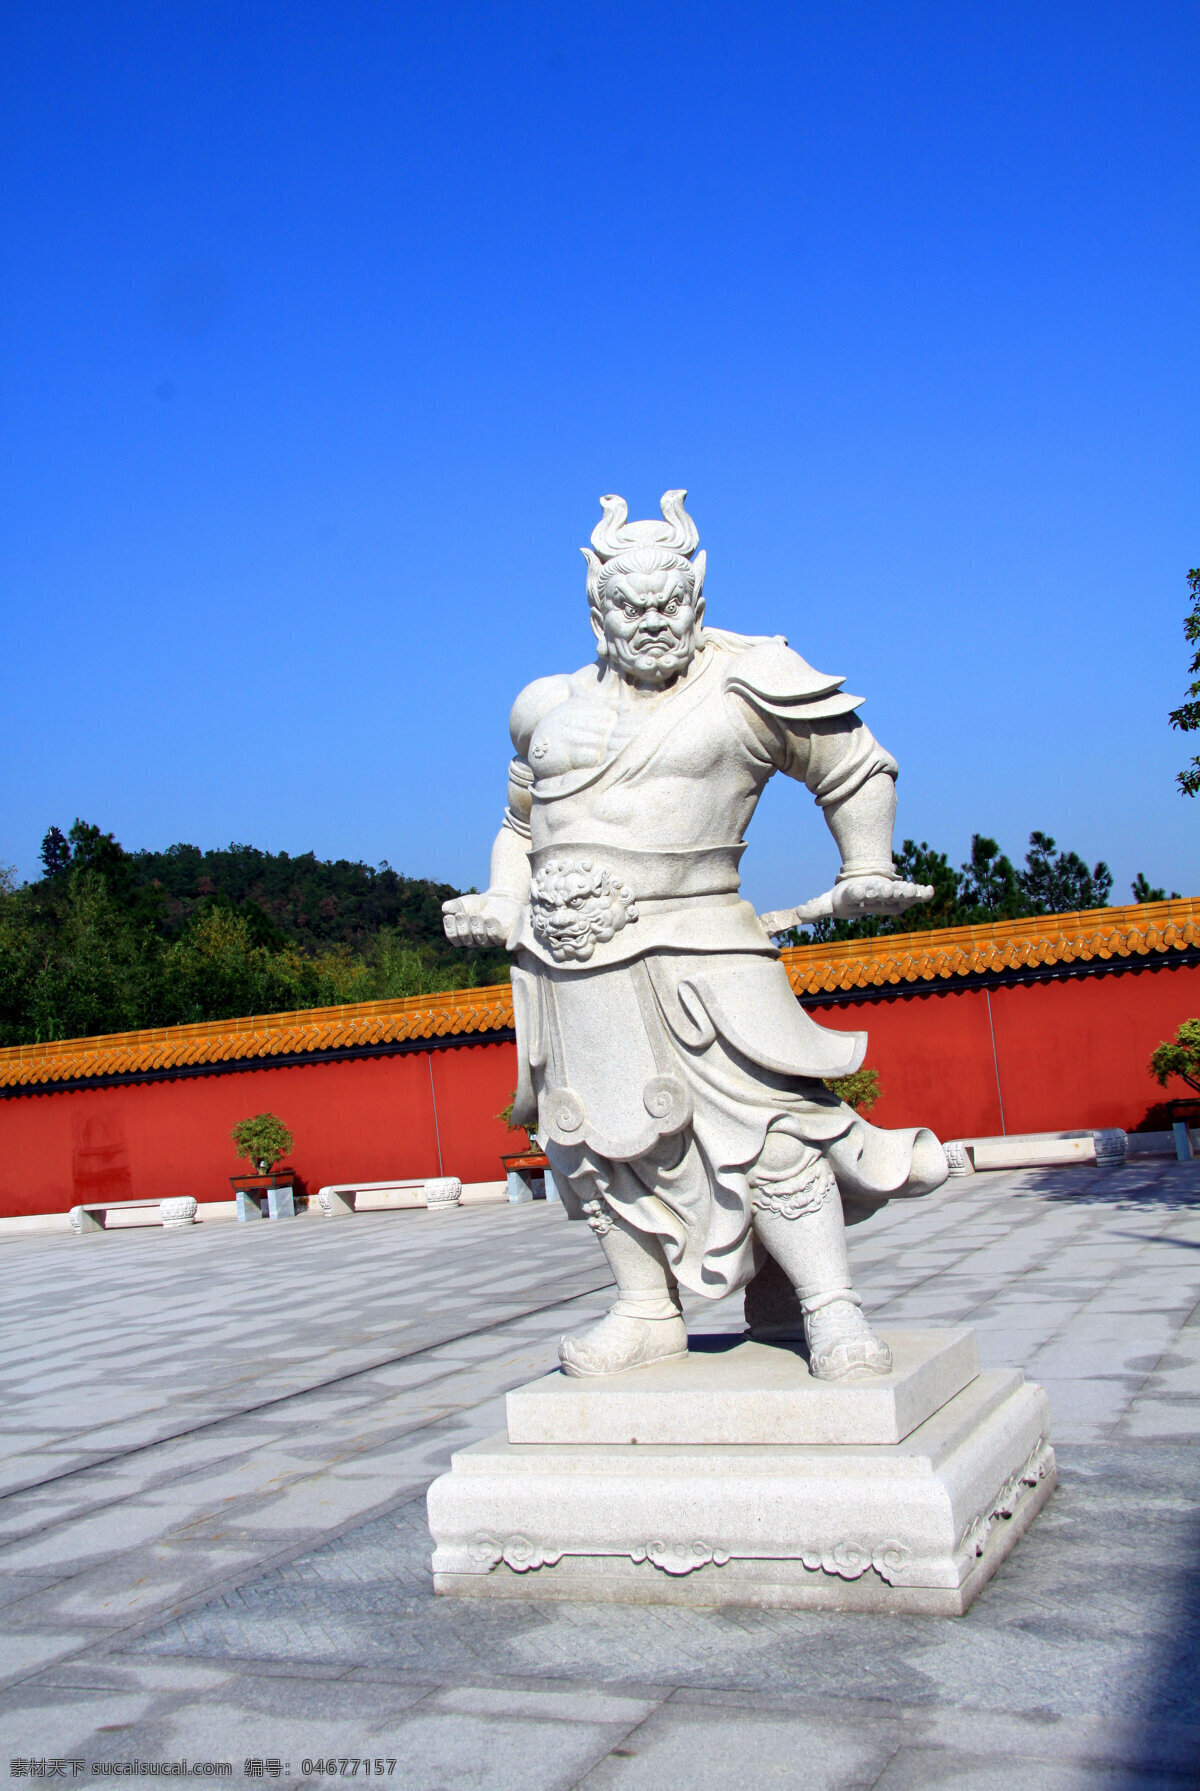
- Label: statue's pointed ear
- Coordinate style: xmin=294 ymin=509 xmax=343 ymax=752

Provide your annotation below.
xmin=581 ymin=546 xmax=603 ymax=604
xmin=691 ymin=550 xmax=707 ymax=643
xmin=582 ymin=548 xmax=607 ymax=650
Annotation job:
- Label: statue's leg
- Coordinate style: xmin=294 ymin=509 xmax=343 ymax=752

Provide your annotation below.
xmin=559 ymin=1198 xmax=688 ymax=1377
xmin=748 ymin=1128 xmax=892 ymax=1380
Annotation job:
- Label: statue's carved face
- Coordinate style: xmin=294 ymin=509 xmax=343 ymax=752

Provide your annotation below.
xmin=597 ymin=566 xmax=703 ymax=688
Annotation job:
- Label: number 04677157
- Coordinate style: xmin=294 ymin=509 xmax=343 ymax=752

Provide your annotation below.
xmin=300 ymin=1762 xmax=397 ymax=1777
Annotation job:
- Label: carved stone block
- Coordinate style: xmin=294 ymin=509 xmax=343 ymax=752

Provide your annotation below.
xmin=428 ymin=1345 xmax=1055 ymax=1616
xmin=424 ymin=1177 xmax=463 ymax=1207
xmin=507 ymin=1331 xmax=979 ymax=1447
xmin=1092 ymin=1128 xmax=1127 ymax=1168
xmin=159 ymin=1197 xmax=198 ymax=1229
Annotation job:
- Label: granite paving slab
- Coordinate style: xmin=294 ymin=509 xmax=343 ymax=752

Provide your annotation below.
xmin=0 ymin=1165 xmax=1197 ymax=1785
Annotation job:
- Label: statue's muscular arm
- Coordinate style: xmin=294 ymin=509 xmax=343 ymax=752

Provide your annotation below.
xmin=442 ymin=671 xmax=576 ymax=949
xmin=723 ymin=642 xmax=933 ymax=931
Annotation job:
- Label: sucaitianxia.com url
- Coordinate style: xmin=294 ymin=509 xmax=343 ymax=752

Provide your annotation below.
xmin=10 ymin=1765 xmax=233 ymax=1779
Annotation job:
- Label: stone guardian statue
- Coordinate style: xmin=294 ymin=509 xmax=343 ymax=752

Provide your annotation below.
xmin=444 ymin=492 xmax=948 ymax=1380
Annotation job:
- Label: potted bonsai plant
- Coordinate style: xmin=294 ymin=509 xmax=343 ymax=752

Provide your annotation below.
xmin=1149 ymin=1019 xmax=1200 ymax=1135
xmin=496 ymin=1091 xmax=550 ymax=1199
xmin=229 ymin=1112 xmax=299 ymax=1218
xmin=824 ymin=1067 xmax=880 ymax=1114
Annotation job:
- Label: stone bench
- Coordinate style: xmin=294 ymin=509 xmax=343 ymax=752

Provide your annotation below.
xmin=316 ymin=1178 xmax=462 ymax=1217
xmin=69 ymin=1197 xmax=197 ymax=1235
xmin=944 ymin=1130 xmax=1128 ymax=1176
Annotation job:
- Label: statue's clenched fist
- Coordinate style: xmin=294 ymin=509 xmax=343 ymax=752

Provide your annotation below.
xmin=442 ymin=890 xmax=521 ymax=949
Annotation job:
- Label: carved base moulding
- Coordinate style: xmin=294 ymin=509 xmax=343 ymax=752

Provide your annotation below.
xmin=427 ymin=1365 xmax=1055 ymax=1617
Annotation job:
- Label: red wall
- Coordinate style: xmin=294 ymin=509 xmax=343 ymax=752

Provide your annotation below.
xmin=1 ymin=961 xmax=1196 ymax=1222
xmin=0 ymin=1041 xmax=518 ymax=1221
xmin=811 ymin=961 xmax=1200 ymax=1139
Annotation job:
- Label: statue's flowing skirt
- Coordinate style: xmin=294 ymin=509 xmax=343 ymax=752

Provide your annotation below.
xmin=513 ymin=949 xmax=946 ymax=1300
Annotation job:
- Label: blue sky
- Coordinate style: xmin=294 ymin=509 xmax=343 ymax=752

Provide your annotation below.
xmin=3 ymin=1 xmax=1198 ymax=911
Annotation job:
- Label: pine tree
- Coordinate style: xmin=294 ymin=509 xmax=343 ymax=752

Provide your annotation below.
xmin=1169 ymin=567 xmax=1200 ymax=796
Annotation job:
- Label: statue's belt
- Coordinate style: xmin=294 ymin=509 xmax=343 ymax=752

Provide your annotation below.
xmin=522 ymin=843 xmax=753 ymax=967
xmin=528 ymin=842 xmax=745 ymax=899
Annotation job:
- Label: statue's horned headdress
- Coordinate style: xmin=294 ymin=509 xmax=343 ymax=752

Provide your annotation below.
xmin=589 ymin=490 xmax=699 ymax=562
xmin=581 ymin=489 xmax=706 ymax=613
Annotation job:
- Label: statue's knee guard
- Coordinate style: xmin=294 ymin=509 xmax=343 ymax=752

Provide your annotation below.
xmin=747 ymin=1131 xmax=839 ymax=1221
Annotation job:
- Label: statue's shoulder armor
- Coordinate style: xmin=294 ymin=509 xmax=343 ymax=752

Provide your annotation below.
xmin=509 ymin=665 xmax=594 ymax=754
xmin=714 ymin=631 xmax=862 ymax=721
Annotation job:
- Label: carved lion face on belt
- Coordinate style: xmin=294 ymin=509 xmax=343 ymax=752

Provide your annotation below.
xmin=529 ymin=859 xmax=640 ymax=962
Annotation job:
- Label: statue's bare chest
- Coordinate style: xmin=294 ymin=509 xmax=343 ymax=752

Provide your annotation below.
xmin=528 ymin=692 xmax=644 ymax=777
xmin=526 ymin=676 xmax=750 ymax=800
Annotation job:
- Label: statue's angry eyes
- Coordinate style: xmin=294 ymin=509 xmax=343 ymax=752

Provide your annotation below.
xmin=604 ymin=572 xmax=691 ymax=621
xmin=615 ymin=595 xmax=682 ymax=620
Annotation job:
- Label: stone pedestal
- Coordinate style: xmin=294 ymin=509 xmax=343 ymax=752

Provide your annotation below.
xmin=506 ymin=1170 xmax=534 ymax=1203
xmin=424 ymin=1177 xmax=463 ymax=1208
xmin=427 ymin=1332 xmax=1055 ymax=1617
xmin=159 ymin=1197 xmax=197 ymax=1229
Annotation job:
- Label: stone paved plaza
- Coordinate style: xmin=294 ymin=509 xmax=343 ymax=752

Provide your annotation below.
xmin=0 ymin=1163 xmax=1198 ymax=1788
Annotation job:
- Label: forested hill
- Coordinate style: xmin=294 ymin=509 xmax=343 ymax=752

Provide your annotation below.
xmin=0 ymin=823 xmax=508 ymax=1048
xmin=123 ymin=839 xmax=466 ymax=958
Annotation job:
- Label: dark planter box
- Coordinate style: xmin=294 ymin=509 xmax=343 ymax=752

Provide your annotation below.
xmin=230 ymin=1168 xmax=297 ymax=1193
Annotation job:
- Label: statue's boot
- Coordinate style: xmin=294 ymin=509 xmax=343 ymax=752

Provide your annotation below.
xmin=750 ymin=1159 xmax=892 ymax=1381
xmin=560 ymin=1210 xmax=687 ymax=1377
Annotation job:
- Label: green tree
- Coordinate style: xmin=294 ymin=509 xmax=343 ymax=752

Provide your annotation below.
xmin=66 ymin=820 xmax=130 ymax=888
xmin=230 ymin=1112 xmax=294 ymax=1172
xmin=2 ymin=823 xmax=519 ymax=1046
xmin=0 ymin=876 xmax=42 ymax=1046
xmin=39 ymin=827 xmax=71 ymax=879
xmin=28 ymin=870 xmax=149 ymax=1042
xmin=960 ymin=835 xmax=1025 ymax=917
xmin=1169 ymin=567 xmax=1200 ymax=796
xmin=785 ymin=825 xmax=1127 ymax=947
xmin=1131 ymin=872 xmax=1180 ymax=903
xmin=1019 ymin=831 xmax=1112 ymax=913
xmin=825 ymin=1067 xmax=880 ymax=1113
xmin=359 ymin=929 xmax=469 ymax=1000
xmin=1150 ymin=1019 xmax=1200 ymax=1095
xmin=153 ymin=907 xmax=368 ymax=1025
xmin=893 ymin=840 xmax=962 ymax=929
xmin=495 ymin=1089 xmax=537 ymax=1150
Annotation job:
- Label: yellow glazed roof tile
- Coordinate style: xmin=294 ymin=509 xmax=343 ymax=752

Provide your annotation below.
xmin=1 ymin=898 xmax=1196 ymax=1091
xmin=777 ymin=896 xmax=1200 ymax=996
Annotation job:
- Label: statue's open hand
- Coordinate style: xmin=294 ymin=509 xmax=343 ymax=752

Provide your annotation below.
xmin=758 ymin=876 xmax=934 ymax=936
xmin=441 ymin=891 xmax=521 ymax=949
